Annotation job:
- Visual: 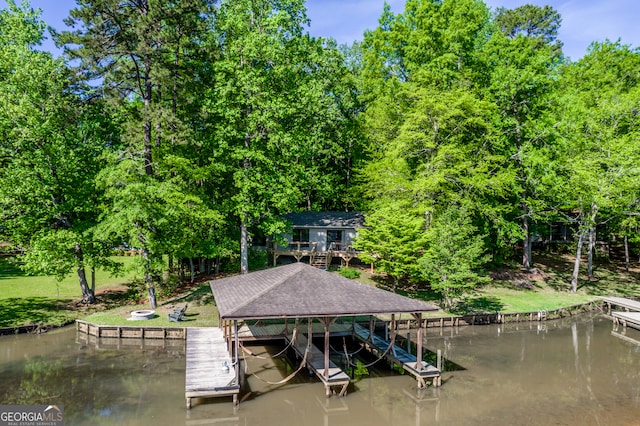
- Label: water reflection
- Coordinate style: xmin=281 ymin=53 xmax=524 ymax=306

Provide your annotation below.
xmin=1 ymin=314 xmax=640 ymax=425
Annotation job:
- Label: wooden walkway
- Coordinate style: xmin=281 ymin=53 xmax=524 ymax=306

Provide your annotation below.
xmin=600 ymin=296 xmax=640 ymax=331
xmin=600 ymin=296 xmax=640 ymax=314
xmin=285 ymin=332 xmax=350 ymax=397
xmin=185 ymin=327 xmax=239 ymax=408
xmin=353 ymin=324 xmax=440 ymax=388
xmin=612 ymin=312 xmax=640 ymax=331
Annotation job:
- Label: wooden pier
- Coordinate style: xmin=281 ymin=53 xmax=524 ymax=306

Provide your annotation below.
xmin=600 ymin=296 xmax=640 ymax=332
xmin=286 ymin=331 xmax=350 ymax=397
xmin=185 ymin=327 xmax=239 ymax=408
xmin=354 ymin=323 xmax=440 ymax=388
xmin=612 ymin=312 xmax=640 ymax=330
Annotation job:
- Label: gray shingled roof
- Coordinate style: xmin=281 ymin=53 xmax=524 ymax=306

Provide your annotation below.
xmin=210 ymin=263 xmax=438 ymax=320
xmin=284 ymin=211 xmax=365 ymax=229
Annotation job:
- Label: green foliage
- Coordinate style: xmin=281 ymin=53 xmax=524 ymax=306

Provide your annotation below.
xmin=419 ymin=207 xmax=490 ymax=308
xmin=338 ymin=267 xmax=361 ymax=280
xmin=354 ymin=203 xmax=427 ymax=290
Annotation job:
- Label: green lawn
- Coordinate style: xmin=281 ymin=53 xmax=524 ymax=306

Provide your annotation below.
xmin=0 ymin=256 xmax=140 ymax=328
xmin=82 ymin=283 xmax=218 ymax=327
xmin=3 ymin=252 xmax=640 ymax=330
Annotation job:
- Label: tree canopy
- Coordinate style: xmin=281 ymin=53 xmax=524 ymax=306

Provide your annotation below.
xmin=1 ymin=0 xmax=639 ymax=307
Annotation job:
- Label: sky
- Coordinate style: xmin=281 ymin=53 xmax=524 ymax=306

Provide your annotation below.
xmin=1 ymin=0 xmax=639 ymax=62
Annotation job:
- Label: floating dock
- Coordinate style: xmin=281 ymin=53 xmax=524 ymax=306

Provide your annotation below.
xmin=354 ymin=324 xmax=440 ymax=388
xmin=185 ymin=327 xmax=239 ymax=408
xmin=285 ymin=332 xmax=350 ymax=397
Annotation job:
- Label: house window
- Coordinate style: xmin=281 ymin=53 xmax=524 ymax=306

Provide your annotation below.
xmin=326 ymin=230 xmax=343 ymax=250
xmin=292 ymin=229 xmax=309 ymax=242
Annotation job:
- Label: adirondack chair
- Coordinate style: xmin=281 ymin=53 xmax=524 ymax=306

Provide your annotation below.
xmin=168 ymin=304 xmax=188 ymax=322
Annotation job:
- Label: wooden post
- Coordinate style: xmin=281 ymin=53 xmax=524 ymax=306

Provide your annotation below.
xmin=415 ymin=313 xmax=423 ymax=372
xmin=324 ymin=317 xmax=330 ymax=380
xmin=407 ymin=332 xmax=411 ymax=352
xmin=308 ymin=318 xmax=313 ymax=362
xmin=369 ymin=316 xmax=374 ymax=339
xmin=233 ymin=320 xmax=239 ymax=399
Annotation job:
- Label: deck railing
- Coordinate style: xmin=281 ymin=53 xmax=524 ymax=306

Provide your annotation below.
xmin=271 ymin=241 xmax=317 ymax=252
xmin=328 ymin=242 xmax=359 ymax=253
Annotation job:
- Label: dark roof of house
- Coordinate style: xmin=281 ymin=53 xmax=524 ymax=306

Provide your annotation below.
xmin=283 ymin=211 xmax=365 ymax=229
xmin=210 ymin=263 xmax=438 ymax=320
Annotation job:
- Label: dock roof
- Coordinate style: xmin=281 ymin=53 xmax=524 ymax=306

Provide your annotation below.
xmin=210 ymin=263 xmax=438 ymax=320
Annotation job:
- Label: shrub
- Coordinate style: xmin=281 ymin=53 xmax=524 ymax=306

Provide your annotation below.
xmin=339 ymin=267 xmax=361 ymax=279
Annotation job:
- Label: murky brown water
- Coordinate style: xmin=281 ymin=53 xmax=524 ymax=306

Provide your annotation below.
xmin=1 ymin=314 xmax=640 ymax=425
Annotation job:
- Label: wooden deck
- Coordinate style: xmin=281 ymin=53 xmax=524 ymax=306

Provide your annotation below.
xmin=612 ymin=312 xmax=640 ymax=331
xmin=600 ymin=296 xmax=640 ymax=314
xmin=354 ymin=324 xmax=440 ymax=388
xmin=185 ymin=327 xmax=239 ymax=408
xmin=285 ymin=332 xmax=350 ymax=397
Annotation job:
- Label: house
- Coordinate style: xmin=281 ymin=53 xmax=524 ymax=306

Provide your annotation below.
xmin=268 ymin=211 xmax=365 ymax=268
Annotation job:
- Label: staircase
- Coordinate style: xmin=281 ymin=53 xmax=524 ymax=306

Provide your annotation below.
xmin=310 ymin=252 xmax=328 ymax=269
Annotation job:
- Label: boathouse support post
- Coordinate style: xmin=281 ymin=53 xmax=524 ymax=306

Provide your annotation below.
xmin=323 ymin=317 xmax=330 ymax=380
xmin=415 ymin=313 xmax=423 ymax=372
xmin=233 ymin=320 xmax=239 ymax=367
xmin=308 ymin=318 xmax=313 ymax=362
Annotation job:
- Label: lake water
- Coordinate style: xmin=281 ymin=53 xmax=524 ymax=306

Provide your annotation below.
xmin=1 ymin=314 xmax=639 ymax=425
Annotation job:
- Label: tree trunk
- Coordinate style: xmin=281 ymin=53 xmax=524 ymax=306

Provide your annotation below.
xmin=625 ymin=235 xmax=630 ymax=272
xmin=141 ymin=248 xmax=157 ymax=308
xmin=570 ymin=231 xmax=585 ymax=292
xmin=189 ymin=257 xmax=195 ymax=283
xmin=522 ymin=206 xmax=531 ymax=270
xmin=91 ymin=266 xmax=95 ymax=296
xmin=587 ymin=225 xmax=595 ymax=278
xmin=143 ymin=59 xmax=154 ymax=176
xmin=74 ymin=244 xmax=95 ymax=304
xmin=240 ymin=219 xmax=249 ymax=274
xmin=571 ymin=204 xmax=599 ymax=291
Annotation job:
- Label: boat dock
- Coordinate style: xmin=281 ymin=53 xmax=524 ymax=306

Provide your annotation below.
xmin=285 ymin=332 xmax=351 ymax=397
xmin=185 ymin=327 xmax=240 ymax=408
xmin=601 ymin=296 xmax=640 ymax=331
xmin=354 ymin=323 xmax=441 ymax=388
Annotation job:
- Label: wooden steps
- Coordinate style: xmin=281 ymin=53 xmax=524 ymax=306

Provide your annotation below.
xmin=310 ymin=253 xmax=328 ymax=269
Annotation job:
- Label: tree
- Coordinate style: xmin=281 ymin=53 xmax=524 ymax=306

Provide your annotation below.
xmin=419 ymin=206 xmax=490 ymax=308
xmin=482 ymin=10 xmax=561 ymax=270
xmin=57 ymin=0 xmax=215 ymax=307
xmin=555 ymin=41 xmax=640 ymax=291
xmin=0 ymin=1 xmax=112 ymax=303
xmin=203 ymin=0 xmax=361 ymax=273
xmin=494 ymin=4 xmax=562 ymax=55
xmin=353 ymin=203 xmax=427 ymax=291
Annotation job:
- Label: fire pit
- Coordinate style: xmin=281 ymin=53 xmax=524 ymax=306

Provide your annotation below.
xmin=129 ymin=310 xmax=155 ymax=320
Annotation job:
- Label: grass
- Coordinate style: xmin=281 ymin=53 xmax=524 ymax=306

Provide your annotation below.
xmin=0 ymin=256 xmax=140 ymax=328
xmin=0 ymin=256 xmax=140 ymax=299
xmin=350 ymin=252 xmax=640 ymax=316
xmin=3 ymin=251 xmax=640 ymax=329
xmin=82 ymin=283 xmax=219 ymax=327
